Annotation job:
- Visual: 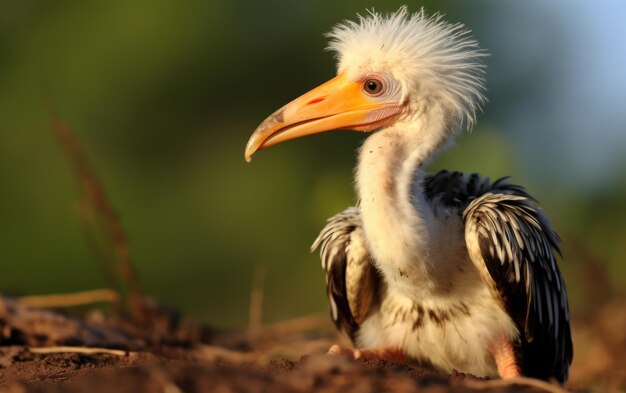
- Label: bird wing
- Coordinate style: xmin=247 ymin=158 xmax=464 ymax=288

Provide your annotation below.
xmin=424 ymin=170 xmax=574 ymax=382
xmin=311 ymin=207 xmax=380 ymax=340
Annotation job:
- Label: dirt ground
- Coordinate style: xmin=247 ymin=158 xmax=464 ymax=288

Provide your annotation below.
xmin=0 ymin=294 xmax=625 ymax=393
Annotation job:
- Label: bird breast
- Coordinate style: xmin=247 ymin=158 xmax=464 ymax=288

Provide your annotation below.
xmin=356 ymin=283 xmax=518 ymax=377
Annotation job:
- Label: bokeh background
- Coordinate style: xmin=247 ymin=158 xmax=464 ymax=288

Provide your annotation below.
xmin=1 ymin=0 xmax=625 ymax=329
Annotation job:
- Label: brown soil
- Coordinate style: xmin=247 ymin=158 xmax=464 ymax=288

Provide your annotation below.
xmin=0 ymin=295 xmax=624 ymax=393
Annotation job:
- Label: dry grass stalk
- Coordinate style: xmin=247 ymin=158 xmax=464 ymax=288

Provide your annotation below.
xmin=28 ymin=346 xmax=133 ymax=357
xmin=17 ymin=289 xmax=120 ymax=309
xmin=46 ymin=102 xmax=144 ymax=323
xmin=248 ymin=266 xmax=266 ymax=333
xmin=220 ymin=312 xmax=333 ymax=346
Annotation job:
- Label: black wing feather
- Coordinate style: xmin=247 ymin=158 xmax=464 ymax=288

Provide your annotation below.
xmin=311 ymin=207 xmax=379 ymax=340
xmin=425 ymin=170 xmax=573 ymax=383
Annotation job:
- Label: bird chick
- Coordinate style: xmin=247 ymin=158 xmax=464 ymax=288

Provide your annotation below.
xmin=245 ymin=7 xmax=573 ymax=383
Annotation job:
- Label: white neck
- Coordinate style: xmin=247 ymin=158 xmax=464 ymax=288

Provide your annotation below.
xmin=356 ymin=111 xmax=451 ymax=296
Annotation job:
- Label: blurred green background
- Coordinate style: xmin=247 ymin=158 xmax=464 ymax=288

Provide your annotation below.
xmin=1 ymin=0 xmax=625 ymax=328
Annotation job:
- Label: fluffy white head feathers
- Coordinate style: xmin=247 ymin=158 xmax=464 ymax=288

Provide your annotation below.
xmin=326 ymin=7 xmax=487 ymax=129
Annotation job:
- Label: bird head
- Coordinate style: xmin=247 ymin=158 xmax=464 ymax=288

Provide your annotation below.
xmin=245 ymin=7 xmax=486 ymax=162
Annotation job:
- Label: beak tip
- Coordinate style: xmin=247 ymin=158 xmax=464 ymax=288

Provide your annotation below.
xmin=244 ymin=139 xmax=257 ymax=163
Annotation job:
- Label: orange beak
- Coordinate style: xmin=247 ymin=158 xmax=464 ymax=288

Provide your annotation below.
xmin=244 ymin=73 xmax=404 ymax=162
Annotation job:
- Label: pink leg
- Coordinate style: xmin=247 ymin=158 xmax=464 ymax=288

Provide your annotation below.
xmin=489 ymin=336 xmax=521 ymax=379
xmin=328 ymin=344 xmax=405 ymax=362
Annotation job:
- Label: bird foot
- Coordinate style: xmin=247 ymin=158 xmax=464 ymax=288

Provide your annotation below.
xmin=489 ymin=336 xmax=521 ymax=379
xmin=328 ymin=344 xmax=405 ymax=362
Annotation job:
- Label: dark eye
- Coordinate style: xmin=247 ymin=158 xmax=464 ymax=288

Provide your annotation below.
xmin=363 ymin=78 xmax=384 ymax=96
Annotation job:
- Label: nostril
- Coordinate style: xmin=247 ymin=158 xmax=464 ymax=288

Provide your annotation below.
xmin=307 ymin=97 xmax=326 ymax=106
